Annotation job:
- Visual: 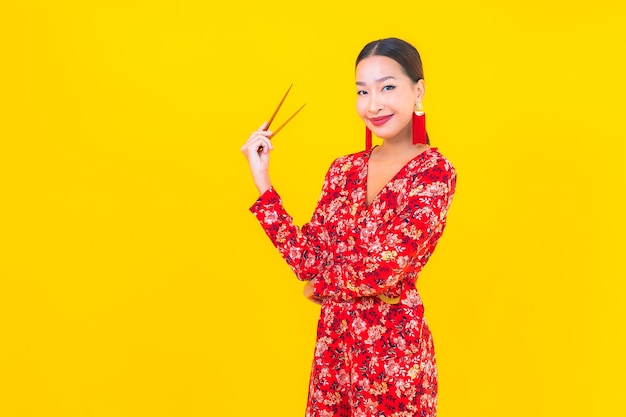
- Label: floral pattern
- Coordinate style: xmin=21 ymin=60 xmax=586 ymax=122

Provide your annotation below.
xmin=250 ymin=147 xmax=456 ymax=416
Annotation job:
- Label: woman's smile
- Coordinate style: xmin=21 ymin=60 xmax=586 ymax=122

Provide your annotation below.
xmin=369 ymin=114 xmax=394 ymax=126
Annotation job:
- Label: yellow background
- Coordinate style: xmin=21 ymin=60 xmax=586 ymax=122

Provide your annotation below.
xmin=1 ymin=1 xmax=625 ymax=416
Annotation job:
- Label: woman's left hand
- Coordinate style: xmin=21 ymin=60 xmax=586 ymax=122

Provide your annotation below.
xmin=303 ymin=279 xmax=323 ymax=305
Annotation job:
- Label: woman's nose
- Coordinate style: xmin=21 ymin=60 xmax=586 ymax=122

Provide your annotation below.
xmin=368 ymin=94 xmax=383 ymax=113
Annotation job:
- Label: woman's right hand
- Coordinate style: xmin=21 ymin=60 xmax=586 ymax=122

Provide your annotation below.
xmin=303 ymin=279 xmax=323 ymax=305
xmin=240 ymin=122 xmax=273 ymax=194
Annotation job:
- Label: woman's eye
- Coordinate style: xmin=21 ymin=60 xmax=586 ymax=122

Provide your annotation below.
xmin=357 ymin=90 xmax=367 ymax=96
xmin=382 ymin=85 xmax=396 ymax=92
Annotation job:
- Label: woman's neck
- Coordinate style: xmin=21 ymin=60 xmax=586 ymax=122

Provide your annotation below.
xmin=376 ymin=123 xmax=426 ymax=156
xmin=376 ymin=135 xmax=429 ymax=162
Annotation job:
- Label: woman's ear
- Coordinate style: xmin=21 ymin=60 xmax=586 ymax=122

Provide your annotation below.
xmin=415 ymin=79 xmax=426 ymax=103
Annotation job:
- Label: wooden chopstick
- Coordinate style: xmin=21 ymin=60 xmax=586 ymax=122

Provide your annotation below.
xmin=270 ymin=103 xmax=306 ymax=138
xmin=264 ymin=84 xmax=293 ymax=132
xmin=257 ymin=84 xmax=305 ymax=152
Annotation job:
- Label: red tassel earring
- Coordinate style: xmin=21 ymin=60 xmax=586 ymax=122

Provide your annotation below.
xmin=365 ymin=126 xmax=372 ymax=151
xmin=412 ymin=102 xmax=427 ymax=145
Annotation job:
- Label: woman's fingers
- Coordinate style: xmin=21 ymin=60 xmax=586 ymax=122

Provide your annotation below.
xmin=241 ymin=122 xmax=274 ymax=195
xmin=241 ymin=137 xmax=271 ymax=158
xmin=241 ymin=133 xmax=272 ymax=156
xmin=303 ymin=280 xmax=323 ymax=305
xmin=307 ymin=297 xmax=323 ymax=305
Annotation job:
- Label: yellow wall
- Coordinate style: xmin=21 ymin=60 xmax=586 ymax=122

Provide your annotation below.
xmin=1 ymin=1 xmax=625 ymax=416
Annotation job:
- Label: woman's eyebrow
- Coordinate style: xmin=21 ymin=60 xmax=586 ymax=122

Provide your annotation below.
xmin=356 ymin=76 xmax=397 ymax=86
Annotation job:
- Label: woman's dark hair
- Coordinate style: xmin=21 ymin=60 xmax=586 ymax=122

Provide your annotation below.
xmin=356 ymin=38 xmax=424 ymax=82
xmin=356 ymin=38 xmax=429 ymax=144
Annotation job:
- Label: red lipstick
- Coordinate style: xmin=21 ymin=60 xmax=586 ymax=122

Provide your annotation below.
xmin=369 ymin=115 xmax=393 ymax=126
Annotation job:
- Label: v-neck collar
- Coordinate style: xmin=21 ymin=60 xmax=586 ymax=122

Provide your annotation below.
xmin=362 ymin=146 xmax=437 ymax=210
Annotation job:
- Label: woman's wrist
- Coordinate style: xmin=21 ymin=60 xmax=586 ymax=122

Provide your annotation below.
xmin=254 ymin=173 xmax=272 ymax=195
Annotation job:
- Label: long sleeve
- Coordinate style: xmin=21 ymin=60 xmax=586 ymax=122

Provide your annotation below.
xmin=313 ymin=155 xmax=456 ymax=300
xmin=249 ymin=164 xmax=336 ymax=281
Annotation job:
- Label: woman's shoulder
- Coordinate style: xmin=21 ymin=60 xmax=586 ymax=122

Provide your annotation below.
xmin=418 ymin=147 xmax=456 ymax=175
xmin=403 ymin=147 xmax=456 ymax=187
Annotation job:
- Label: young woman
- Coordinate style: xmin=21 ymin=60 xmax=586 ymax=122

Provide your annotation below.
xmin=241 ymin=38 xmax=456 ymax=417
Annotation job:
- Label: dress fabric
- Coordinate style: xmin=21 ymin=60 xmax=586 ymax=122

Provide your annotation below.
xmin=250 ymin=147 xmax=456 ymax=417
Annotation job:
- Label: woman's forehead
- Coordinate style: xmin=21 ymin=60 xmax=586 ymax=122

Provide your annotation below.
xmin=356 ymin=56 xmax=407 ymax=82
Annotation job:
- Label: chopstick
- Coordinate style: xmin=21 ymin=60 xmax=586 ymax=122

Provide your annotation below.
xmin=264 ymin=84 xmax=294 ymax=133
xmin=258 ymin=85 xmax=305 ymax=153
xmin=270 ymin=103 xmax=306 ymax=137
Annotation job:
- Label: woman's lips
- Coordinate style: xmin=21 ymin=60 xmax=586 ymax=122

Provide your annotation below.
xmin=369 ymin=115 xmax=393 ymax=126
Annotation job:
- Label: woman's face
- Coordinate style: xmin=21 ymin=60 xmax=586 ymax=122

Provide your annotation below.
xmin=355 ymin=55 xmax=423 ymax=141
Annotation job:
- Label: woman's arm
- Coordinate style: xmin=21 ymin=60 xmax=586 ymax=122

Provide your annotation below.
xmin=248 ymin=161 xmax=337 ymax=282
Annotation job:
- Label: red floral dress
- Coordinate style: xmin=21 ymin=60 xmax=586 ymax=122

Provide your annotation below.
xmin=250 ymin=147 xmax=456 ymax=417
